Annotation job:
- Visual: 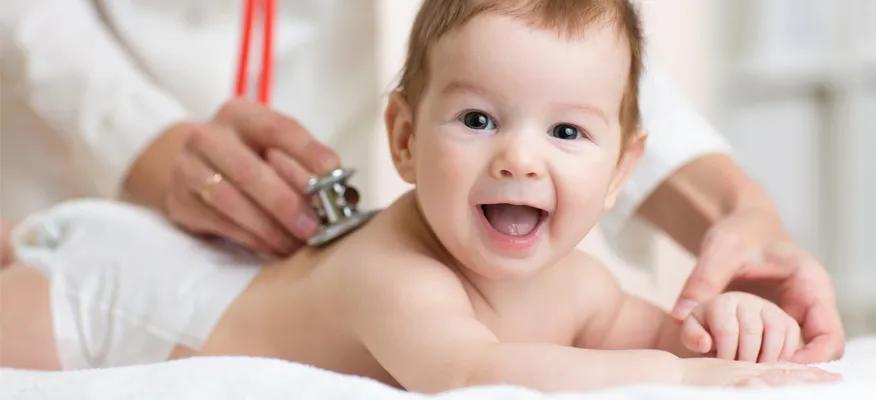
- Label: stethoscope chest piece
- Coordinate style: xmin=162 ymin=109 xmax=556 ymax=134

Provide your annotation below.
xmin=306 ymin=168 xmax=376 ymax=246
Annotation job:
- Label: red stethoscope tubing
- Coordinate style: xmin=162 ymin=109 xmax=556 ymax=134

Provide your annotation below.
xmin=235 ymin=0 xmax=275 ymax=104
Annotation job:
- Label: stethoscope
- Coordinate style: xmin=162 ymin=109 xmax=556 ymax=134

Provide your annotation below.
xmin=235 ymin=0 xmax=375 ymax=246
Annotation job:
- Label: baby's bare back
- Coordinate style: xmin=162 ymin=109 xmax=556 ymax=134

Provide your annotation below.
xmin=181 ymin=212 xmax=403 ymax=384
xmin=178 ymin=193 xmax=604 ymax=388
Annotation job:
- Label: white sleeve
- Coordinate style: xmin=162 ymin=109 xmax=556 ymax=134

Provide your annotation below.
xmin=600 ymin=65 xmax=733 ymax=235
xmin=3 ymin=0 xmax=188 ymax=196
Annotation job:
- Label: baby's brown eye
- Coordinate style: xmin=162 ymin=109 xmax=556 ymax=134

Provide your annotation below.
xmin=460 ymin=111 xmax=496 ymax=130
xmin=550 ymin=124 xmax=582 ymax=140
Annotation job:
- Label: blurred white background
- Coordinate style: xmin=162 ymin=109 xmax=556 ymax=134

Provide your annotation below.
xmin=368 ymin=0 xmax=876 ymax=337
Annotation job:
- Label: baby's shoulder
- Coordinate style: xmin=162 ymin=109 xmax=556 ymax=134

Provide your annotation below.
xmin=332 ymin=195 xmax=460 ymax=276
xmin=332 ymin=247 xmax=475 ymax=328
xmin=327 ymin=223 xmax=468 ymax=308
xmin=550 ymin=249 xmax=625 ymax=310
xmin=556 ymin=250 xmax=621 ymax=291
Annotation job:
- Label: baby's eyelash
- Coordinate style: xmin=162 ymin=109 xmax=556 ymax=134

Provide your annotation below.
xmin=549 ymin=123 xmax=593 ymax=141
xmin=457 ymin=110 xmax=497 ymax=130
xmin=451 ymin=111 xmax=593 ymax=142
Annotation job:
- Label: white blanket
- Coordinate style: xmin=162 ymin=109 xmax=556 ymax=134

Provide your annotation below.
xmin=3 ymin=337 xmax=875 ymax=400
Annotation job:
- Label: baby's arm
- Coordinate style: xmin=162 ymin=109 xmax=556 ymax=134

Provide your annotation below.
xmin=344 ymin=253 xmax=832 ymax=392
xmin=573 ymin=253 xmax=802 ymax=362
xmin=569 ymin=251 xmax=690 ymax=355
xmin=346 ymin=254 xmax=682 ymax=392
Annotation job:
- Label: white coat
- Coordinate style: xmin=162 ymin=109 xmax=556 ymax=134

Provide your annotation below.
xmin=0 ymin=0 xmax=729 ymax=239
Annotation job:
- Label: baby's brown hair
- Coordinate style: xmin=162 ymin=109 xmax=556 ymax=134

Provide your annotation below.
xmin=396 ymin=0 xmax=644 ymax=139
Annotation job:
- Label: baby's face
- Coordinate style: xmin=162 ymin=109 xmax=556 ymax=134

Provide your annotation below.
xmin=392 ymin=15 xmax=641 ymax=279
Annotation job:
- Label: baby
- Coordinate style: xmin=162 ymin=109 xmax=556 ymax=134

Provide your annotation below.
xmin=2 ymin=0 xmax=839 ymax=392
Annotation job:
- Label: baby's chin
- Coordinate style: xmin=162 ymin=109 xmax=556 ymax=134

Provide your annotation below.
xmin=432 ymin=221 xmax=591 ymax=282
xmin=448 ymin=242 xmax=570 ymax=281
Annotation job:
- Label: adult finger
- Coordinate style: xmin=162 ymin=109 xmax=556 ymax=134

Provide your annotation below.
xmin=736 ymin=305 xmax=764 ymax=362
xmin=266 ymin=148 xmax=316 ymax=192
xmin=188 ymin=124 xmax=319 ymax=241
xmin=792 ymin=301 xmax=846 ymax=363
xmin=671 ymin=243 xmax=743 ymax=320
xmin=178 ymin=148 xmax=298 ymax=254
xmin=215 ymin=98 xmax=340 ymax=175
xmin=793 ymin=334 xmax=845 ymax=364
xmin=166 ymin=187 xmax=273 ymax=255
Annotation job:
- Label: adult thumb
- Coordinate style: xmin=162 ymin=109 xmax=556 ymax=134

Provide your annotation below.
xmin=671 ymin=251 xmax=738 ymax=320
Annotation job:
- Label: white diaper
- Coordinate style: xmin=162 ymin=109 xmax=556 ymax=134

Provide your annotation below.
xmin=11 ymin=200 xmax=261 ymax=370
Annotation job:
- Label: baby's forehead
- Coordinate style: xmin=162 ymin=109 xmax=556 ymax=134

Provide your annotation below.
xmin=432 ymin=16 xmax=630 ymax=76
xmin=435 ymin=13 xmax=631 ymax=54
xmin=427 ymin=15 xmax=631 ymax=110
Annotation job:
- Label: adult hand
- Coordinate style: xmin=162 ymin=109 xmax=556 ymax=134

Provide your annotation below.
xmin=124 ymin=98 xmax=339 ymax=256
xmin=670 ymin=209 xmax=845 ymax=363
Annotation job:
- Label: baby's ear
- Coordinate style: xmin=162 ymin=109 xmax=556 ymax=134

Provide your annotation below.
xmin=384 ymin=91 xmax=417 ymax=184
xmin=603 ymin=130 xmax=648 ymax=210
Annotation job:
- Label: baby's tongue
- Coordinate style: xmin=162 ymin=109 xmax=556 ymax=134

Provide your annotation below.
xmin=482 ymin=204 xmax=541 ymax=236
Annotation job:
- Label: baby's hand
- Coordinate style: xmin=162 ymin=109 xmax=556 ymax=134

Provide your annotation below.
xmin=681 ymin=292 xmax=802 ymax=362
xmin=682 ymin=358 xmax=841 ymax=387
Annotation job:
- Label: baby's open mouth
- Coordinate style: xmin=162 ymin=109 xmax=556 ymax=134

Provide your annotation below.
xmin=479 ymin=204 xmax=548 ymax=237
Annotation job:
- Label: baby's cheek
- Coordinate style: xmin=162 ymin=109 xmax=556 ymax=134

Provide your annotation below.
xmin=551 ymin=174 xmax=610 ymax=247
xmin=419 ymin=133 xmax=481 ymax=182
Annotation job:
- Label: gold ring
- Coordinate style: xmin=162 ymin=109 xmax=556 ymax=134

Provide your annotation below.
xmin=198 ymin=172 xmax=224 ymax=203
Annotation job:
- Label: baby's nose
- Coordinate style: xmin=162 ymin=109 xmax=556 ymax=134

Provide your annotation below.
xmin=497 ymin=168 xmax=539 ymax=179
xmin=489 ymin=137 xmax=545 ymax=180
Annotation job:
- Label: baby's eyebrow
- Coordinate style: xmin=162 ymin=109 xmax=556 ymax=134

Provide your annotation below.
xmin=552 ymin=101 xmax=610 ymax=127
xmin=440 ymin=80 xmax=609 ymax=127
xmin=440 ymin=80 xmax=504 ymax=101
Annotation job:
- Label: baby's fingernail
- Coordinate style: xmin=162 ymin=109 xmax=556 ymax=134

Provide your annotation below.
xmin=672 ymin=299 xmax=698 ymax=319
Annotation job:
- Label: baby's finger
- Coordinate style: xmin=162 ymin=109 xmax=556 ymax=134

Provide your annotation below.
xmin=805 ymin=368 xmax=843 ymax=383
xmin=738 ymin=366 xmax=841 ymax=387
xmin=707 ymin=298 xmax=739 ymax=360
xmin=681 ymin=316 xmax=712 ymax=354
xmin=758 ymin=309 xmax=786 ymax=363
xmin=737 ymin=306 xmax=764 ymax=362
xmin=771 ymin=367 xmax=842 ymax=385
xmin=780 ymin=318 xmax=803 ymax=361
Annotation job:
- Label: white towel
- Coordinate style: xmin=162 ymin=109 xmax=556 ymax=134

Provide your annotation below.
xmin=2 ymin=337 xmax=875 ymax=400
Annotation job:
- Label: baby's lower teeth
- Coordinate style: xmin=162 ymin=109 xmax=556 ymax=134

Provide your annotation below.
xmin=482 ymin=204 xmax=540 ymax=236
xmin=508 ymin=223 xmax=527 ymax=236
